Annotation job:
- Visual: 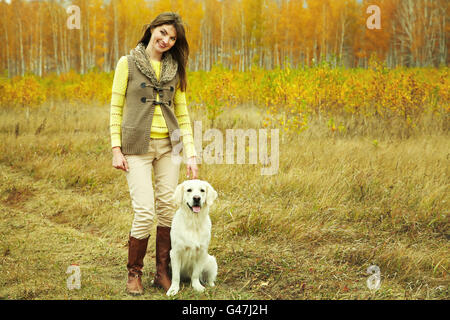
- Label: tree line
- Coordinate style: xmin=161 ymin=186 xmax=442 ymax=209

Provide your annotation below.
xmin=0 ymin=0 xmax=448 ymax=78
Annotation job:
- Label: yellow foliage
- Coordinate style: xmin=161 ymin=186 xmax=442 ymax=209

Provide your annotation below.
xmin=0 ymin=75 xmax=46 ymax=108
xmin=0 ymin=65 xmax=448 ymax=133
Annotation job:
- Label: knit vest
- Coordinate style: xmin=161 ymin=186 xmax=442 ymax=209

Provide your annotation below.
xmin=121 ymin=55 xmax=181 ymax=155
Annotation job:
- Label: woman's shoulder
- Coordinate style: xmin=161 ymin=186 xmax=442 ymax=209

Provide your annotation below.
xmin=113 ymin=56 xmax=129 ymax=84
xmin=114 ymin=56 xmax=129 ymax=74
xmin=117 ymin=55 xmax=128 ymax=66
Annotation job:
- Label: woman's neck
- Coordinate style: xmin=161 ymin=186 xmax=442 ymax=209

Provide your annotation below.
xmin=145 ymin=45 xmax=162 ymax=62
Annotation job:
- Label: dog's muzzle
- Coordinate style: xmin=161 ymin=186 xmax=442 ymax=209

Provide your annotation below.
xmin=187 ymin=196 xmax=202 ymax=213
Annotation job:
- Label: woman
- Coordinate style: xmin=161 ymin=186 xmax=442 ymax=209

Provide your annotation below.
xmin=109 ymin=12 xmax=198 ymax=295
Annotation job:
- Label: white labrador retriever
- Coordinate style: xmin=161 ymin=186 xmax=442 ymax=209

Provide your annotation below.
xmin=166 ymin=179 xmax=218 ymax=296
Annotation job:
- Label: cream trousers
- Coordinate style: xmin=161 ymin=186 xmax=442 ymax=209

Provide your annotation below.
xmin=125 ymin=137 xmax=180 ymax=239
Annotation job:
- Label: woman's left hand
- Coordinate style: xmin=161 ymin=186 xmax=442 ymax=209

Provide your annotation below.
xmin=186 ymin=156 xmax=198 ymax=179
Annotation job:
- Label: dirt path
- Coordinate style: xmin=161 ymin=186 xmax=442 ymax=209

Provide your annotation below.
xmin=0 ymin=164 xmax=252 ymax=299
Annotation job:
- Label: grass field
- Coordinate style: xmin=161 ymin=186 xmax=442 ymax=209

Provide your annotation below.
xmin=0 ymin=102 xmax=448 ymax=300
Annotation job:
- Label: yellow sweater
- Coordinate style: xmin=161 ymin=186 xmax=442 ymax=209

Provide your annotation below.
xmin=110 ymin=56 xmax=196 ymax=159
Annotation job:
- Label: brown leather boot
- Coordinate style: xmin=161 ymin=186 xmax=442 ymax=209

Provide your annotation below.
xmin=153 ymin=226 xmax=172 ymax=292
xmin=126 ymin=234 xmax=149 ymax=295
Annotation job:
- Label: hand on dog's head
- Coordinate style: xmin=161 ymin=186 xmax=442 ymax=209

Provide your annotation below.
xmin=173 ymin=179 xmax=218 ymax=212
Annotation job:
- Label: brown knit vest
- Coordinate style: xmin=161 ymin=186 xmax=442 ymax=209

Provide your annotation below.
xmin=121 ymin=55 xmax=181 ymax=155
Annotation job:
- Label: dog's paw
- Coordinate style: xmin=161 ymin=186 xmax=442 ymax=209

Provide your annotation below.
xmin=207 ymin=281 xmax=215 ymax=287
xmin=166 ymin=284 xmax=180 ymax=296
xmin=192 ymin=282 xmax=205 ymax=292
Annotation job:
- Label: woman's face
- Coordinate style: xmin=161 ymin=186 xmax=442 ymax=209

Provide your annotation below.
xmin=148 ymin=24 xmax=177 ymax=55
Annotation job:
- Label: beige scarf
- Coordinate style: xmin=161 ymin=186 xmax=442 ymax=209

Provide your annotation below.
xmin=130 ymin=43 xmax=178 ymax=85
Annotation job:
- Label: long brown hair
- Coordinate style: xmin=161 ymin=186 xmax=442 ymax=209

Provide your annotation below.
xmin=137 ymin=12 xmax=189 ymax=92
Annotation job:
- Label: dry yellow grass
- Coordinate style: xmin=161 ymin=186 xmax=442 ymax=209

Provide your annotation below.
xmin=0 ymin=102 xmax=448 ymax=300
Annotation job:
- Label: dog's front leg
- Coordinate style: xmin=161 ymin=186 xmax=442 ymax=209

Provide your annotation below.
xmin=191 ymin=251 xmax=207 ymax=292
xmin=167 ymin=249 xmax=181 ymax=296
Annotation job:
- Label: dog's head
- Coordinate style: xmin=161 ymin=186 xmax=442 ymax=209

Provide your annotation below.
xmin=173 ymin=180 xmax=218 ymax=214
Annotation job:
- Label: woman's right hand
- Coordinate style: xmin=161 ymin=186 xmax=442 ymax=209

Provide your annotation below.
xmin=112 ymin=147 xmax=129 ymax=172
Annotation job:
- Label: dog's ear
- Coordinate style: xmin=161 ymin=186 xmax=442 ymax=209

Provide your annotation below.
xmin=205 ymin=182 xmax=218 ymax=206
xmin=173 ymin=182 xmax=184 ymax=207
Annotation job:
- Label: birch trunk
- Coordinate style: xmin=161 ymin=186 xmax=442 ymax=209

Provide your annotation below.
xmin=438 ymin=2 xmax=447 ymax=65
xmin=3 ymin=17 xmax=11 ymax=77
xmin=86 ymin=2 xmax=91 ymax=70
xmin=80 ymin=9 xmax=85 ymax=74
xmin=113 ymin=0 xmax=119 ymax=67
xmin=39 ymin=2 xmax=43 ymax=77
xmin=16 ymin=10 xmax=25 ymax=76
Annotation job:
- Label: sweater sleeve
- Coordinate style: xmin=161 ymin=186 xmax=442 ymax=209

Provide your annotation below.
xmin=109 ymin=56 xmax=128 ymax=149
xmin=174 ymin=87 xmax=197 ymax=159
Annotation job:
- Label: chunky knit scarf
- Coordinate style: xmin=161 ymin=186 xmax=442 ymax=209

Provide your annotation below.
xmin=129 ymin=42 xmax=178 ymax=85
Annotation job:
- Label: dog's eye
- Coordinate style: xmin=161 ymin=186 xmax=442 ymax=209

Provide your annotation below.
xmin=187 ymin=189 xmax=192 ymax=192
xmin=200 ymin=189 xmax=205 ymax=192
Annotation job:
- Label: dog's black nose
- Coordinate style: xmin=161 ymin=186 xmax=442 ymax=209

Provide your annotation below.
xmin=193 ymin=196 xmax=201 ymax=203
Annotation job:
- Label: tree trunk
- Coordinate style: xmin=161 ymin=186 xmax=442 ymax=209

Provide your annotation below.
xmin=86 ymin=2 xmax=91 ymax=70
xmin=38 ymin=2 xmax=43 ymax=77
xmin=80 ymin=9 xmax=85 ymax=74
xmin=103 ymin=20 xmax=109 ymax=72
xmin=49 ymin=4 xmax=60 ymax=74
xmin=92 ymin=11 xmax=97 ymax=69
xmin=438 ymin=1 xmax=447 ymax=65
xmin=220 ymin=1 xmax=224 ymax=65
xmin=15 ymin=9 xmax=25 ymax=76
xmin=339 ymin=7 xmax=347 ymax=65
xmin=398 ymin=0 xmax=416 ymax=67
xmin=113 ymin=0 xmax=119 ymax=67
xmin=3 ymin=16 xmax=11 ymax=77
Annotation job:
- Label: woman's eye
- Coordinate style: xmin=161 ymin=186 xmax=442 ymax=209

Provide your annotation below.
xmin=159 ymin=30 xmax=175 ymax=41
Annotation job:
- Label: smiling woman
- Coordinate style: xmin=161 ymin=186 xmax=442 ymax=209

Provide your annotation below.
xmin=150 ymin=25 xmax=177 ymax=53
xmin=108 ymin=12 xmax=198 ymax=296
